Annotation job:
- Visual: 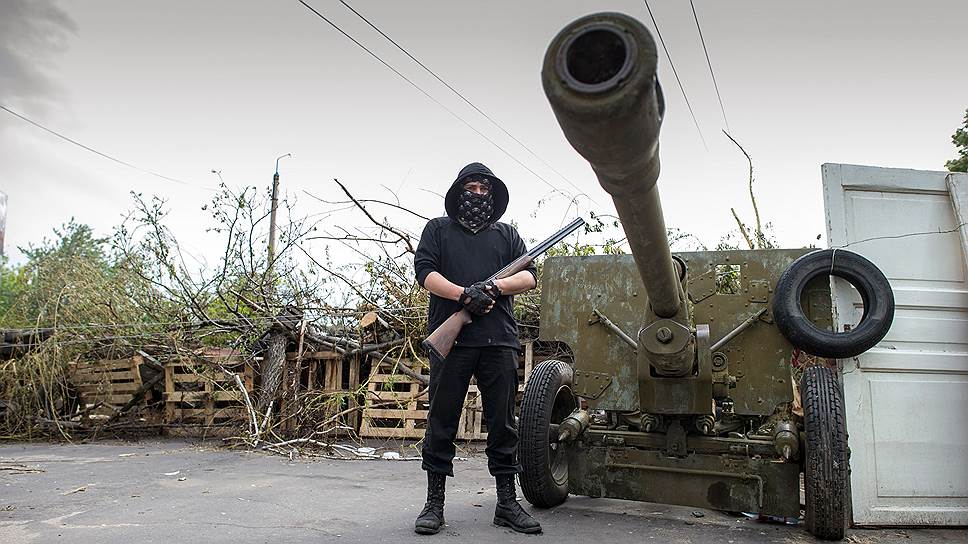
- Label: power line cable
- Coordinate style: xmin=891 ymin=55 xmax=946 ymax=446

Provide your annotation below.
xmin=641 ymin=0 xmax=708 ymax=150
xmin=0 ymin=104 xmax=213 ymax=191
xmin=337 ymin=0 xmax=595 ymax=205
xmin=689 ymin=0 xmax=730 ymax=132
xmin=295 ymin=0 xmax=575 ymax=203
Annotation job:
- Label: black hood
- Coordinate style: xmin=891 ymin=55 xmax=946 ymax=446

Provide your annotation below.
xmin=444 ymin=162 xmax=509 ymax=226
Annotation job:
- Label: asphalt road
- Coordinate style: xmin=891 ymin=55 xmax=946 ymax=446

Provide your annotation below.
xmin=0 ymin=439 xmax=964 ymax=544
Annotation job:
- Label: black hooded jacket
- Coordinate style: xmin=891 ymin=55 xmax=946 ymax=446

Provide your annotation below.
xmin=414 ymin=163 xmax=536 ymax=351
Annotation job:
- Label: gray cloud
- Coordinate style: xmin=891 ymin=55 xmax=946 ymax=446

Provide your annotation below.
xmin=0 ymin=0 xmax=76 ymax=105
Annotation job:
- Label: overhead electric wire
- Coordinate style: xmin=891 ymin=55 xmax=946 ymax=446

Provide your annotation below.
xmin=337 ymin=0 xmax=595 ymax=205
xmin=0 ymin=104 xmax=213 ymax=191
xmin=295 ymin=0 xmax=575 ymax=203
xmin=689 ymin=0 xmax=730 ymax=132
xmin=641 ymin=0 xmax=708 ymax=150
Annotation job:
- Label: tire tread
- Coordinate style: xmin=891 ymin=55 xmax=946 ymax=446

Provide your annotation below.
xmin=519 ymin=360 xmax=571 ymax=508
xmin=802 ymin=365 xmax=848 ymax=541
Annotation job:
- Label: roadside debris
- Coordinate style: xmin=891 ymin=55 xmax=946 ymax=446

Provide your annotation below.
xmin=0 ymin=464 xmax=45 ymax=474
xmin=61 ymin=485 xmax=88 ymax=495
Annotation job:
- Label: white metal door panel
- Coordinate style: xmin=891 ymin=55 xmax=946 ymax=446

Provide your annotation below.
xmin=823 ymin=163 xmax=968 ymax=526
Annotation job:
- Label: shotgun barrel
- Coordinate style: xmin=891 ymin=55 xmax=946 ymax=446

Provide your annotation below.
xmin=541 ymin=13 xmax=681 ymax=319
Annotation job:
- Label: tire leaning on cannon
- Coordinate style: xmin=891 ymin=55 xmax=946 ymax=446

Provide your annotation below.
xmin=801 ymin=365 xmax=850 ymax=541
xmin=773 ymin=249 xmax=895 ymax=359
xmin=519 ymin=360 xmax=578 ymax=508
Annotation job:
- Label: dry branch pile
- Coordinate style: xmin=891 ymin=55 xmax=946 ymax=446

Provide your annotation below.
xmin=0 ymin=180 xmax=568 ymax=453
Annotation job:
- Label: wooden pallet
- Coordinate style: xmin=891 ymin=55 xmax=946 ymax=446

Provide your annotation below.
xmin=359 ymin=361 xmax=430 ymax=439
xmin=279 ymin=350 xmax=362 ymax=435
xmin=283 ymin=350 xmax=345 ymax=393
xmin=458 ymin=385 xmax=487 ymax=440
xmin=68 ymin=356 xmax=145 ymax=420
xmin=357 ymin=343 xmax=549 ymax=441
xmin=457 ymin=342 xmax=543 ymax=440
xmin=163 ymin=353 xmax=254 ymax=428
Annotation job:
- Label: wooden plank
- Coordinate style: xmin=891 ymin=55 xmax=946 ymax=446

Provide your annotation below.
xmin=70 ymin=368 xmax=138 ymax=382
xmin=286 ymin=350 xmax=340 ymax=361
xmin=347 ymin=355 xmax=361 ymax=431
xmin=164 ymin=391 xmax=244 ymax=402
xmin=322 ymin=359 xmax=342 ymax=392
xmin=75 ymin=358 xmax=136 ymax=371
xmin=169 ymin=373 xmax=236 ymax=384
xmin=72 ymin=364 xmax=138 ymax=376
xmin=70 ymin=370 xmax=139 ymax=383
xmin=366 ymin=388 xmax=428 ymax=402
xmin=363 ymin=409 xmax=429 ymax=419
xmin=523 ymin=341 xmax=533 ymax=387
xmin=83 ymin=394 xmax=139 ymax=405
xmin=357 ymin=426 xmax=425 ymax=439
xmin=366 ymin=373 xmax=426 ymax=384
xmin=167 ymin=407 xmax=245 ymax=418
xmin=168 ymin=361 xmax=246 ymax=372
xmin=76 ymin=384 xmax=141 ymax=395
xmin=243 ymin=363 xmax=254 ymax=391
xmin=165 ymin=365 xmax=175 ymax=422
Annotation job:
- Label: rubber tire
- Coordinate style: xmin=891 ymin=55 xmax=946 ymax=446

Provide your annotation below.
xmin=802 ymin=366 xmax=849 ymax=541
xmin=774 ymin=249 xmax=894 ymax=359
xmin=519 ymin=360 xmax=576 ymax=508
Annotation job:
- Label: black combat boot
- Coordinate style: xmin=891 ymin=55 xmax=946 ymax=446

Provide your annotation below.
xmin=493 ymin=474 xmax=541 ymax=534
xmin=414 ymin=471 xmax=446 ymax=535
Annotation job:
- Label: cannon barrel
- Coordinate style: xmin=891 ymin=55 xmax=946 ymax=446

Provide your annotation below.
xmin=541 ymin=13 xmax=681 ymax=319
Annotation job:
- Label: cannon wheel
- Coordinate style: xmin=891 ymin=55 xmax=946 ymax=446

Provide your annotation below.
xmin=520 ymin=360 xmax=577 ymax=508
xmin=801 ymin=365 xmax=849 ymax=541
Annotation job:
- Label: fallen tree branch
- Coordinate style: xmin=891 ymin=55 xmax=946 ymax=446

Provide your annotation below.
xmin=333 ymin=178 xmax=415 ymax=254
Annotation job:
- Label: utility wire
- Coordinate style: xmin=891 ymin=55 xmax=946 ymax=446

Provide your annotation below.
xmin=641 ymin=0 xmax=708 ymax=150
xmin=0 ymin=104 xmax=213 ymax=191
xmin=832 ymin=222 xmax=967 ymax=248
xmin=689 ymin=0 xmax=729 ymax=132
xmin=295 ymin=0 xmax=575 ymax=203
xmin=337 ymin=0 xmax=595 ymax=205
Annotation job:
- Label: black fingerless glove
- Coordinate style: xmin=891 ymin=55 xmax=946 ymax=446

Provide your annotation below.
xmin=462 ymin=284 xmax=494 ymax=316
xmin=472 ymin=280 xmax=502 ymax=299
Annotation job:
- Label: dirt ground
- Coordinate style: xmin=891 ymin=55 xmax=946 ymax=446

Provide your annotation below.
xmin=0 ymin=439 xmax=964 ymax=544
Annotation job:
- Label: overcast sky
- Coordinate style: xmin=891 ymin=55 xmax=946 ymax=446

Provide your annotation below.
xmin=1 ymin=0 xmax=965 ymax=266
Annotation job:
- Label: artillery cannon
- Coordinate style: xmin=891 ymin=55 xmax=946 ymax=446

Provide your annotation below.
xmin=519 ymin=13 xmax=895 ymax=541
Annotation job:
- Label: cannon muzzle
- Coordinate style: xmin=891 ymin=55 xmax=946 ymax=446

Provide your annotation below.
xmin=542 ymin=12 xmax=681 ymax=319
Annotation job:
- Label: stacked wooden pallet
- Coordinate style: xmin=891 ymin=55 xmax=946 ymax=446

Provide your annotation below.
xmin=459 ymin=385 xmax=487 ymax=441
xmin=68 ymin=356 xmax=145 ymax=421
xmin=283 ymin=350 xmax=349 ymax=394
xmin=360 ymin=342 xmax=545 ymax=441
xmin=279 ymin=350 xmax=362 ymax=434
xmin=163 ymin=350 xmax=254 ymax=430
xmin=359 ymin=360 xmax=430 ymax=439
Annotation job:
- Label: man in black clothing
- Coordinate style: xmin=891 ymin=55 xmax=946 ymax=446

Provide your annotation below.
xmin=412 ymin=162 xmax=541 ymax=535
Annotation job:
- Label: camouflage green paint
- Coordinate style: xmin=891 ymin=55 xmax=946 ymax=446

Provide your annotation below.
xmin=539 ymin=248 xmax=831 ymax=416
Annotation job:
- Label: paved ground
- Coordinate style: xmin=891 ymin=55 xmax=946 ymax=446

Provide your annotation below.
xmin=0 ymin=439 xmax=964 ymax=544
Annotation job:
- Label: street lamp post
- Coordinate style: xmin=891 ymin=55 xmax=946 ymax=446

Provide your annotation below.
xmin=268 ymin=153 xmax=291 ymax=270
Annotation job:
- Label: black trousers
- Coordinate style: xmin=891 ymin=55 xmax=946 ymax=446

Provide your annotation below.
xmin=421 ymin=346 xmax=522 ymax=477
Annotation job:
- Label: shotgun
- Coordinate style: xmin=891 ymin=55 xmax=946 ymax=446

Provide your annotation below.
xmin=421 ymin=217 xmax=586 ymax=360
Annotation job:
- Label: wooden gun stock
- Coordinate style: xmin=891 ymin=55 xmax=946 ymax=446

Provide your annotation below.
xmin=421 ymin=308 xmax=472 ymax=360
xmin=420 ymin=217 xmax=585 ymax=361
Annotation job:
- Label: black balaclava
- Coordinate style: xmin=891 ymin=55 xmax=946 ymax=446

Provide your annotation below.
xmin=456 ymin=176 xmax=493 ymax=233
xmin=445 ymin=162 xmax=508 ymax=233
